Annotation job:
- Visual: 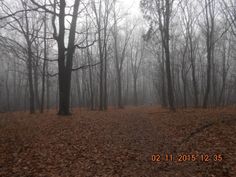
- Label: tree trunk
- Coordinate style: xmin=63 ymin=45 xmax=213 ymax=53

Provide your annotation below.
xmin=190 ymin=53 xmax=198 ymax=107
xmin=161 ymin=46 xmax=167 ymax=107
xmin=203 ymin=0 xmax=214 ymax=108
xmin=27 ymin=42 xmax=35 ymax=114
xmin=34 ymin=51 xmax=40 ymax=110
xmin=164 ymin=0 xmax=175 ymax=111
xmin=41 ymin=12 xmax=47 ymax=113
xmin=218 ymin=43 xmax=227 ymax=106
xmin=5 ymin=68 xmax=10 ymax=111
xmin=57 ymin=0 xmax=80 ymax=115
xmin=117 ymin=72 xmax=123 ymax=108
xmin=104 ymin=43 xmax=108 ymax=110
xmin=87 ymin=48 xmax=94 ymax=110
xmin=24 ymin=6 xmax=35 ymax=114
xmin=46 ymin=64 xmax=50 ymax=110
xmin=133 ymin=76 xmax=138 ymax=106
xmin=99 ymin=33 xmax=104 ymax=111
xmin=202 ymin=43 xmax=211 ymax=108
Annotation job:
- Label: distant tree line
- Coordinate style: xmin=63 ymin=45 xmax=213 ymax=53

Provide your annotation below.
xmin=0 ymin=0 xmax=235 ymax=115
xmin=141 ymin=0 xmax=236 ymax=109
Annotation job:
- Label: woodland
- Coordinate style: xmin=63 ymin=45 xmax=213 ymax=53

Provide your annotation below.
xmin=0 ymin=0 xmax=236 ymax=176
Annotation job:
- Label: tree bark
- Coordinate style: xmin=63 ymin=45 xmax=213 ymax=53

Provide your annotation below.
xmin=41 ymin=12 xmax=47 ymax=113
xmin=164 ymin=0 xmax=175 ymax=111
xmin=57 ymin=0 xmax=80 ymax=115
xmin=203 ymin=0 xmax=214 ymax=108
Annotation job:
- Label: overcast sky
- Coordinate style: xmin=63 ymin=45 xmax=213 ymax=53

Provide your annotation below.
xmin=119 ymin=0 xmax=141 ymax=18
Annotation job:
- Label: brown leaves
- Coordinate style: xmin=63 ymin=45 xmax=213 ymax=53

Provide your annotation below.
xmin=0 ymin=107 xmax=235 ymax=176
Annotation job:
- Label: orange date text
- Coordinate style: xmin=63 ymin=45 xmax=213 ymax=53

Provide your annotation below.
xmin=151 ymin=153 xmax=223 ymax=162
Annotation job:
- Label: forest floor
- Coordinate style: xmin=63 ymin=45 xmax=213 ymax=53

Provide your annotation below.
xmin=0 ymin=106 xmax=235 ymax=177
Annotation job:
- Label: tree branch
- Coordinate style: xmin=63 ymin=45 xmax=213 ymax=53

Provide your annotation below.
xmin=47 ymin=62 xmax=101 ymax=77
xmin=30 ymin=0 xmax=58 ymax=15
xmin=74 ymin=39 xmax=97 ymax=49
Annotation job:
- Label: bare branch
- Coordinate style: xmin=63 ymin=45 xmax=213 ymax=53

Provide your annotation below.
xmin=74 ymin=40 xmax=97 ymax=49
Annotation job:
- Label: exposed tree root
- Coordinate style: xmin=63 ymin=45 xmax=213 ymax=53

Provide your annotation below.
xmin=178 ymin=114 xmax=236 ymax=147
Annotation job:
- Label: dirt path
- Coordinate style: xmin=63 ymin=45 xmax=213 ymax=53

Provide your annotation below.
xmin=0 ymin=107 xmax=235 ymax=177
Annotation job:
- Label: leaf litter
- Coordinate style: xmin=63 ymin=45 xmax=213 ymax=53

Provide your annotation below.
xmin=0 ymin=106 xmax=235 ymax=177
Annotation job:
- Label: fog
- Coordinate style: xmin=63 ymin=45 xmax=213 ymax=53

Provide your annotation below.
xmin=0 ymin=0 xmax=235 ymax=113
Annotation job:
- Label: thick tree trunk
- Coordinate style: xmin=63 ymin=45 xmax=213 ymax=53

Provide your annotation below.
xmin=58 ymin=67 xmax=70 ymax=115
xmin=57 ymin=0 xmax=80 ymax=115
xmin=57 ymin=0 xmax=66 ymax=114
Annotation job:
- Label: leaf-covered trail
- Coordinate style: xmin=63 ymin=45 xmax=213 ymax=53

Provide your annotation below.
xmin=0 ymin=106 xmax=235 ymax=177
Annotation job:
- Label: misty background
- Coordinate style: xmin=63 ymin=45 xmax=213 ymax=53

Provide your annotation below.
xmin=0 ymin=0 xmax=235 ymax=113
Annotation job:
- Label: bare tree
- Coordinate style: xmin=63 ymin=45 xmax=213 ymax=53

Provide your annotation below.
xmin=0 ymin=0 xmax=45 ymax=113
xmin=130 ymin=37 xmax=143 ymax=106
xmin=141 ymin=0 xmax=175 ymax=111
xmin=40 ymin=5 xmax=48 ymax=113
xmin=180 ymin=0 xmax=199 ymax=107
xmin=31 ymin=0 xmax=82 ymax=115
xmin=112 ymin=3 xmax=135 ymax=108
xmin=202 ymin=0 xmax=215 ymax=108
xmin=92 ymin=0 xmax=113 ymax=110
